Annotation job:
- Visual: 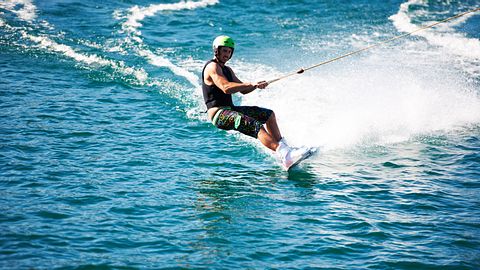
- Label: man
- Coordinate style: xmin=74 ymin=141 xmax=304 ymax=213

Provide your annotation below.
xmin=201 ymin=35 xmax=309 ymax=170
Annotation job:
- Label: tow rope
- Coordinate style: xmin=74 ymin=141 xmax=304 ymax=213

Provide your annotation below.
xmin=267 ymin=7 xmax=480 ymax=85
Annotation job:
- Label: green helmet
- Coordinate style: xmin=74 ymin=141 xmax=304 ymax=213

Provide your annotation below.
xmin=212 ymin=35 xmax=235 ymax=57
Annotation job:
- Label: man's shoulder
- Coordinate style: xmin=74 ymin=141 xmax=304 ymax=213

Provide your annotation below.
xmin=204 ymin=61 xmax=216 ymax=75
xmin=205 ymin=61 xmax=232 ymax=74
xmin=205 ymin=60 xmax=217 ymax=67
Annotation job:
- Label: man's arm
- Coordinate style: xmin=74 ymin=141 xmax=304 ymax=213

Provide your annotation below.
xmin=229 ymin=67 xmax=268 ymax=95
xmin=205 ymin=62 xmax=257 ymax=94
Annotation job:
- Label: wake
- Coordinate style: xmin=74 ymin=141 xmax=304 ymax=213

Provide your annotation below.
xmin=115 ymin=0 xmax=219 ymax=88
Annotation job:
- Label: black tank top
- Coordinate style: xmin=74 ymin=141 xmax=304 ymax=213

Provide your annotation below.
xmin=201 ymin=59 xmax=234 ymax=109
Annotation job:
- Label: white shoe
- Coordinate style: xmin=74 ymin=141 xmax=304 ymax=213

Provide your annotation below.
xmin=278 ymin=146 xmax=311 ymax=170
xmin=285 ymin=147 xmax=312 ymax=170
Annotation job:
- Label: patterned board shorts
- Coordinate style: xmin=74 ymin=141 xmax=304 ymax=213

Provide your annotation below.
xmin=212 ymin=106 xmax=273 ymax=138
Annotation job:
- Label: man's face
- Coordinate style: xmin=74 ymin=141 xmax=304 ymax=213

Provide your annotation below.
xmin=217 ymin=46 xmax=233 ymax=63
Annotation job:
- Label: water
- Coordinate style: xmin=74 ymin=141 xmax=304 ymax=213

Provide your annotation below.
xmin=1 ymin=0 xmax=479 ymax=269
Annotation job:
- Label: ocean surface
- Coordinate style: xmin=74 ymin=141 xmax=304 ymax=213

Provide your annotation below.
xmin=1 ymin=0 xmax=480 ymax=269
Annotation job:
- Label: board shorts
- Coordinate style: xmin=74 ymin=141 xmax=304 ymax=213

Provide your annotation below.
xmin=211 ymin=106 xmax=273 ymax=138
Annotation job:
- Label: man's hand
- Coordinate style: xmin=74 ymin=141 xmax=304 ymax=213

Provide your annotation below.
xmin=240 ymin=80 xmax=269 ymax=95
xmin=255 ymin=81 xmax=269 ymax=89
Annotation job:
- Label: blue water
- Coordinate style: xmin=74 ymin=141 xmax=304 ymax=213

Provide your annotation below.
xmin=1 ymin=0 xmax=480 ymax=269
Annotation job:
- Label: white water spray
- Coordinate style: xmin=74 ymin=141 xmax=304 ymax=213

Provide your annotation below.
xmin=240 ymin=2 xmax=480 ymax=151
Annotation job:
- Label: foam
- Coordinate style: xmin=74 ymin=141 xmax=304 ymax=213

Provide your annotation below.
xmin=121 ymin=0 xmax=219 ymax=36
xmin=137 ymin=49 xmax=200 ymax=87
xmin=116 ymin=0 xmax=219 ymax=88
xmin=0 ymin=0 xmax=37 ymax=22
xmin=0 ymin=1 xmax=150 ymax=86
xmin=20 ymin=30 xmax=148 ymax=83
xmin=0 ymin=0 xmax=204 ymax=90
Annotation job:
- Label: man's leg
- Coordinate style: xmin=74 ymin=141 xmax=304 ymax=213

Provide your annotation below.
xmin=265 ymin=112 xmax=282 ymax=142
xmin=257 ymin=127 xmax=279 ymax=151
xmin=234 ymin=106 xmax=282 ymax=142
xmin=214 ymin=107 xmax=281 ymax=152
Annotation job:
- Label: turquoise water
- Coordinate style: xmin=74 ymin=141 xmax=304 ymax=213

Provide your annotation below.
xmin=1 ymin=0 xmax=480 ymax=269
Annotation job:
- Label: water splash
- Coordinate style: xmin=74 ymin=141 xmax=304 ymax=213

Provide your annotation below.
xmin=239 ymin=0 xmax=480 ymax=151
xmin=242 ymin=60 xmax=480 ymax=151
